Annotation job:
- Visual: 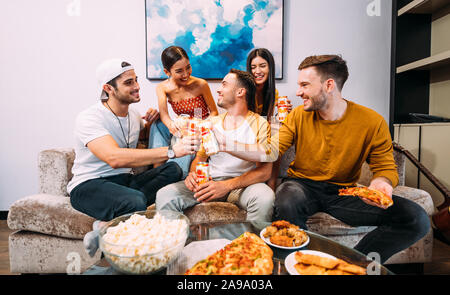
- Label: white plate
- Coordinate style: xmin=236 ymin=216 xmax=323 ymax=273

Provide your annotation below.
xmin=285 ymin=250 xmax=337 ymax=275
xmin=260 ymin=228 xmax=310 ymax=250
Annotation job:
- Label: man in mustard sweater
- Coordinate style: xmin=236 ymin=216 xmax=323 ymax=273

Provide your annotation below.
xmin=269 ymin=55 xmax=430 ymax=264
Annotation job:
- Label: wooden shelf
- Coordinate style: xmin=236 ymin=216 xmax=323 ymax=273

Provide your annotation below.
xmin=398 ymin=0 xmax=450 ymax=16
xmin=396 ymin=49 xmax=450 ymax=73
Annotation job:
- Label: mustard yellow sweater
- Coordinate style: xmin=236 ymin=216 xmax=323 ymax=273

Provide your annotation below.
xmin=276 ymin=100 xmax=399 ymax=187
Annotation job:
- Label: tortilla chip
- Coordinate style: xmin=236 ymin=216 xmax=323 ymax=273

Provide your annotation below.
xmin=294 ymin=263 xmax=327 ymax=275
xmin=295 ymin=252 xmax=339 ymax=269
xmin=336 ymin=260 xmax=366 ymax=275
xmin=326 ymin=269 xmax=353 ymax=275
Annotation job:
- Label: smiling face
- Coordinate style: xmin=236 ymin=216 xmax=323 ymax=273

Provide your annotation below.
xmin=296 ymin=67 xmax=328 ymax=112
xmin=165 ymin=57 xmax=192 ymax=85
xmin=217 ymin=73 xmax=238 ymax=109
xmin=106 ymin=69 xmax=140 ymax=105
xmin=250 ymin=55 xmax=270 ymax=86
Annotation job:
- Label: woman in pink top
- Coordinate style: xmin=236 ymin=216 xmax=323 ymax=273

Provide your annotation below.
xmin=149 ymin=46 xmax=218 ymax=178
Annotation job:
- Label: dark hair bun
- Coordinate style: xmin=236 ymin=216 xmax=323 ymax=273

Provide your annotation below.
xmin=161 ymin=46 xmax=189 ymax=71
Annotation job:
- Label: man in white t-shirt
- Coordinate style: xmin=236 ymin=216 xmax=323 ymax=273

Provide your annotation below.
xmin=156 ymin=69 xmax=274 ymax=222
xmin=68 ymin=59 xmax=200 ymax=256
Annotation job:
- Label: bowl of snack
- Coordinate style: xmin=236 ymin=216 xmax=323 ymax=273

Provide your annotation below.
xmin=260 ymin=220 xmax=309 ymax=249
xmin=98 ymin=210 xmax=190 ymax=275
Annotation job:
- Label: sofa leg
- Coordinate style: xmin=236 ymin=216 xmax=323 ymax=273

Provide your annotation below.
xmin=385 ymin=263 xmax=424 ymax=275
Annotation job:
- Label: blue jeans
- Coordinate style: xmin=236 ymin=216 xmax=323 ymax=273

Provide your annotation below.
xmin=149 ymin=119 xmax=194 ymax=179
xmin=274 ymin=177 xmax=431 ymax=264
xmin=70 ymin=162 xmax=182 ymax=221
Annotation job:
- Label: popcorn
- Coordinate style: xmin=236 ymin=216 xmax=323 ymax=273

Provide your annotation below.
xmin=101 ymin=213 xmax=188 ymax=274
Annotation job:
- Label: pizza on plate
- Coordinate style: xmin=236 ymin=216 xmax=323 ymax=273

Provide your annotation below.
xmin=338 ymin=186 xmax=393 ymax=208
xmin=185 ymin=232 xmax=273 ymax=275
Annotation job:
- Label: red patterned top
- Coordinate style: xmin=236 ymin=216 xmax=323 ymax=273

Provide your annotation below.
xmin=168 ymin=95 xmax=210 ymax=119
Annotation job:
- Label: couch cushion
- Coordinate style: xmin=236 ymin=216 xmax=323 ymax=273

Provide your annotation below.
xmin=7 ymin=194 xmax=95 ymax=239
xmin=183 ymin=202 xmax=247 ymax=224
xmin=9 ymin=231 xmax=101 ymax=273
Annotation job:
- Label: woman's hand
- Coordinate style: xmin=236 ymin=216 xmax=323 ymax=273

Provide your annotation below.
xmin=286 ymin=99 xmax=293 ymax=112
xmin=275 ymin=98 xmax=293 ymax=112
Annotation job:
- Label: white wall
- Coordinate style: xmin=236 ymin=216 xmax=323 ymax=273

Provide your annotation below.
xmin=0 ymin=0 xmax=392 ymax=210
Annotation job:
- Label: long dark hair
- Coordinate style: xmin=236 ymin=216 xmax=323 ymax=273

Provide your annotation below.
xmin=246 ymin=48 xmax=276 ymax=120
xmin=161 ymin=46 xmax=189 ymax=71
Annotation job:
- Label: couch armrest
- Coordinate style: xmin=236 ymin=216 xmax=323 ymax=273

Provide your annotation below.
xmin=393 ymin=185 xmax=435 ymax=216
xmin=393 ymin=149 xmax=406 ymax=186
xmin=39 ymin=148 xmax=75 ymax=197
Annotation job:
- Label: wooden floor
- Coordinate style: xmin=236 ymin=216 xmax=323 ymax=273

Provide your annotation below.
xmin=0 ymin=220 xmax=449 ymax=275
xmin=0 ymin=220 xmax=17 ymax=275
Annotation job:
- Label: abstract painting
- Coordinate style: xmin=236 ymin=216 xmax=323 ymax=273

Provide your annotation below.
xmin=145 ymin=0 xmax=284 ymax=80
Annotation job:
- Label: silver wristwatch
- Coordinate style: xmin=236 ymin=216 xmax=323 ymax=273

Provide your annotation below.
xmin=167 ymin=142 xmax=175 ymax=159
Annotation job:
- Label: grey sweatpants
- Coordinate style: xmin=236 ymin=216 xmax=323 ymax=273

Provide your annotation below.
xmin=155 ymin=178 xmax=275 ymax=222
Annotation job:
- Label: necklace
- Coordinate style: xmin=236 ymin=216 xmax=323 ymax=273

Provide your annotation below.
xmin=105 ymin=101 xmax=130 ymax=148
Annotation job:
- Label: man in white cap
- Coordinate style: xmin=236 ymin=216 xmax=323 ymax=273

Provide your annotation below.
xmin=67 ymin=58 xmax=200 ymax=256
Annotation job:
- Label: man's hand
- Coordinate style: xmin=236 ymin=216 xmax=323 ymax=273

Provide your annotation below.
xmin=185 ymin=171 xmax=199 ymax=192
xmin=267 ymin=178 xmax=277 ymax=192
xmin=194 ymin=180 xmax=231 ymax=202
xmin=139 ymin=108 xmax=159 ymax=142
xmin=142 ymin=108 xmax=160 ymax=126
xmin=172 ymin=135 xmax=201 ymax=158
xmin=365 ymin=177 xmax=393 ymax=209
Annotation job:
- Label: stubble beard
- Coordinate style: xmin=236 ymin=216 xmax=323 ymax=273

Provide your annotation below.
xmin=114 ymin=89 xmax=139 ymax=106
xmin=304 ymin=90 xmax=327 ymax=112
xmin=217 ymin=96 xmax=235 ymax=109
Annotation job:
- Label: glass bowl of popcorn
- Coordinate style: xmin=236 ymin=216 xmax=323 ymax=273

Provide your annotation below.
xmin=98 ymin=210 xmax=190 ymax=275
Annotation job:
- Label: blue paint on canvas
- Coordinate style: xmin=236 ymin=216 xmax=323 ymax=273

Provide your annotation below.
xmin=146 ymin=0 xmax=283 ymax=79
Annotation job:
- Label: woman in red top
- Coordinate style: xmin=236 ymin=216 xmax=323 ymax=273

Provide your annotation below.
xmin=157 ymin=46 xmax=218 ymax=135
xmin=149 ymin=46 xmax=218 ymax=178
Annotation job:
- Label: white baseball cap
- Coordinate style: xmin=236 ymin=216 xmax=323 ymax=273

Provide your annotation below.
xmin=96 ymin=58 xmax=134 ymax=100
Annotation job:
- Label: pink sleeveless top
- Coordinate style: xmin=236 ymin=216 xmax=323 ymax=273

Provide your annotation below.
xmin=168 ymin=95 xmax=210 ymax=119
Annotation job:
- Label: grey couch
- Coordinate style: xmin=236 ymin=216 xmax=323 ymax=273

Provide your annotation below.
xmin=7 ymin=146 xmax=434 ymax=273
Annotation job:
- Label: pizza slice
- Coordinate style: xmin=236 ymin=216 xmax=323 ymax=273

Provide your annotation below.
xmin=185 ymin=232 xmax=273 ymax=275
xmin=338 ymin=186 xmax=393 ymax=208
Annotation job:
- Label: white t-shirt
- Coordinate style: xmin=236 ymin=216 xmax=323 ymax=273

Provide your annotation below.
xmin=198 ymin=111 xmax=272 ymax=179
xmin=67 ymin=101 xmax=142 ymax=193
